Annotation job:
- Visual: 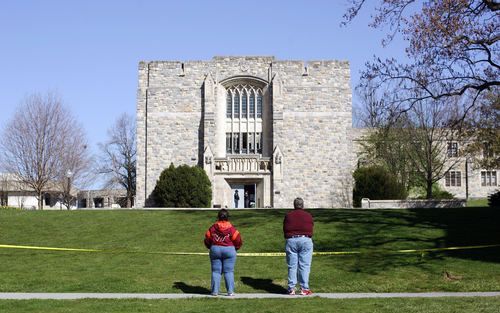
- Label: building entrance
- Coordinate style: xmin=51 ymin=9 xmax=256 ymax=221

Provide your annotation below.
xmin=231 ymin=184 xmax=256 ymax=208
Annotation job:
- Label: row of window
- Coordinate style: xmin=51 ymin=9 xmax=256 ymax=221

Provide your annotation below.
xmin=445 ymin=170 xmax=497 ymax=187
xmin=447 ymin=142 xmax=495 ymax=158
xmin=226 ymin=87 xmax=263 ymax=119
xmin=481 ymin=171 xmax=497 ymax=187
xmin=226 ymin=132 xmax=262 ymax=154
xmin=445 ymin=171 xmax=461 ymax=187
xmin=447 ymin=142 xmax=458 ymax=157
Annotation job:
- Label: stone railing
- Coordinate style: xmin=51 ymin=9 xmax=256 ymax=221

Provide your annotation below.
xmin=361 ymin=198 xmax=466 ymax=209
xmin=214 ymin=156 xmax=271 ymax=174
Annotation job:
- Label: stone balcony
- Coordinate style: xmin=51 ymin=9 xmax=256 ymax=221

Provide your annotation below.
xmin=214 ymin=155 xmax=272 ymax=174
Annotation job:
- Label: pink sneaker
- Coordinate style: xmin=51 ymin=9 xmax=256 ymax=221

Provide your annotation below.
xmin=300 ymin=289 xmax=313 ymax=296
xmin=287 ymin=288 xmax=296 ymax=295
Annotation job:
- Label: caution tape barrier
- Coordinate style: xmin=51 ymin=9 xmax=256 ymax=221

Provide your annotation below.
xmin=1 ymin=243 xmax=500 ymax=257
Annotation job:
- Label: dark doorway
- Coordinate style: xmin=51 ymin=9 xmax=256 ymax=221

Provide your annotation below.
xmin=244 ymin=184 xmax=256 ymax=208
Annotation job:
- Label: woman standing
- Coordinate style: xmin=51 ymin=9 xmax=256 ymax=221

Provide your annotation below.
xmin=204 ymin=209 xmax=242 ymax=296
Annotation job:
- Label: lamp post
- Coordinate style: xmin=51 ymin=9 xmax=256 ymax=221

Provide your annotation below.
xmin=66 ymin=169 xmax=73 ymax=210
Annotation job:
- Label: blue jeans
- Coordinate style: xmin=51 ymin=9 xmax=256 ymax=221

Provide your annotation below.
xmin=209 ymin=245 xmax=237 ymax=294
xmin=285 ymin=237 xmax=313 ymax=290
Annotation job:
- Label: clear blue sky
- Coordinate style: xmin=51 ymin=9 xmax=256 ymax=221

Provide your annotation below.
xmin=0 ymin=0 xmax=406 ymax=153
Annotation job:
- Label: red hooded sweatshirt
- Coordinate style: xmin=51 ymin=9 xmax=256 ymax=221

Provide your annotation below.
xmin=204 ymin=221 xmax=242 ymax=250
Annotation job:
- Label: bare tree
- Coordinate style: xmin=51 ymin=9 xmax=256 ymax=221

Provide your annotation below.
xmin=400 ymin=98 xmax=468 ymax=198
xmin=98 ymin=113 xmax=136 ymax=208
xmin=0 ymin=92 xmax=90 ymax=210
xmin=344 ymin=0 xmax=499 ymax=117
xmin=0 ymin=173 xmax=8 ymax=206
xmin=462 ymin=91 xmax=500 ymax=169
xmin=58 ymin=128 xmax=93 ymax=210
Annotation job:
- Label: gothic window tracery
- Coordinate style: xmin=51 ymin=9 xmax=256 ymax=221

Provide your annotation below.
xmin=225 ymin=83 xmax=264 ymax=155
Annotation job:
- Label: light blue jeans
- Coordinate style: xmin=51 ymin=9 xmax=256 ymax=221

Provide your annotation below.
xmin=209 ymin=245 xmax=237 ymax=294
xmin=285 ymin=237 xmax=313 ymax=290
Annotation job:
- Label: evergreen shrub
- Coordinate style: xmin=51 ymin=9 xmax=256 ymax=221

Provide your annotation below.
xmin=152 ymin=163 xmax=212 ymax=208
xmin=353 ymin=166 xmax=407 ymax=207
xmin=488 ymin=190 xmax=500 ymax=208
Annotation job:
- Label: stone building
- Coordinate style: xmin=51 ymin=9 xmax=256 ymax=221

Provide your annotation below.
xmin=136 ymin=56 xmax=354 ymax=208
xmin=351 ymin=129 xmax=499 ymax=200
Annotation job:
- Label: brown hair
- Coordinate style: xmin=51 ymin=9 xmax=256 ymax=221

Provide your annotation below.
xmin=217 ymin=209 xmax=229 ymax=221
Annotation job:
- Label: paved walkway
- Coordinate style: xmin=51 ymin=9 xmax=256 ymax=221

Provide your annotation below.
xmin=1 ymin=292 xmax=499 ymax=300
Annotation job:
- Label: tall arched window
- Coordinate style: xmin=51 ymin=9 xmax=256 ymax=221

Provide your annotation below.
xmin=233 ymin=90 xmax=240 ymax=117
xmin=225 ymin=83 xmax=264 ymax=155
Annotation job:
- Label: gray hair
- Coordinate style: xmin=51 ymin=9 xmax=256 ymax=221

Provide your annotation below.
xmin=293 ymin=197 xmax=304 ymax=209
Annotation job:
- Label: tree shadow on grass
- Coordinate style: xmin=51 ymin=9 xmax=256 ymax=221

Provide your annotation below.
xmin=173 ymin=282 xmax=211 ymax=294
xmin=240 ymin=276 xmax=287 ymax=294
xmin=412 ymin=207 xmax=500 ymax=263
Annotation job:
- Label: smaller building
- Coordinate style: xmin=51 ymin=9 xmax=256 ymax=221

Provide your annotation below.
xmin=76 ymin=189 xmax=129 ymax=208
xmin=0 ymin=173 xmax=130 ymax=209
xmin=352 ymin=130 xmax=499 ymax=200
xmin=0 ymin=173 xmax=76 ymax=209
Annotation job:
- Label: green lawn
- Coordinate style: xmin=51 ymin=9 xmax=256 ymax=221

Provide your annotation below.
xmin=0 ymin=208 xmax=499 ymax=294
xmin=1 ymin=298 xmax=500 ymax=313
xmin=467 ymin=198 xmax=488 ymax=207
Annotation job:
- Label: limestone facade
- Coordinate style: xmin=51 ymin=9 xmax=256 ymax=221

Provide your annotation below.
xmin=351 ymin=128 xmax=499 ymax=200
xmin=136 ymin=56 xmax=354 ymax=208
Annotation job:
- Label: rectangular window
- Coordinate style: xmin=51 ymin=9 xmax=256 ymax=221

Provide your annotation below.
xmin=226 ymin=133 xmax=232 ymax=153
xmin=234 ymin=93 xmax=240 ymax=118
xmin=249 ymin=94 xmax=255 ymax=116
xmin=233 ymin=133 xmax=240 ymax=154
xmin=257 ymin=95 xmax=262 ymax=118
xmin=226 ymin=93 xmax=232 ymax=118
xmin=447 ymin=142 xmax=458 ymax=157
xmin=242 ymin=93 xmax=247 ymax=117
xmin=483 ymin=142 xmax=494 ymax=158
xmin=256 ymin=132 xmax=262 ymax=154
xmin=481 ymin=171 xmax=497 ymax=186
xmin=445 ymin=171 xmax=461 ymax=187
xmin=248 ymin=132 xmax=255 ymax=153
xmin=242 ymin=133 xmax=248 ymax=154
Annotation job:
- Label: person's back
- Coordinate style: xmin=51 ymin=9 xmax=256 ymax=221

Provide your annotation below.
xmin=284 ymin=209 xmax=313 ymax=239
xmin=204 ymin=209 xmax=242 ymax=296
xmin=283 ymin=197 xmax=314 ymax=296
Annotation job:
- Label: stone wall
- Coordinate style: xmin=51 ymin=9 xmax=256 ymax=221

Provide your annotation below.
xmin=272 ymin=60 xmax=353 ymax=208
xmin=136 ymin=56 xmax=354 ymax=208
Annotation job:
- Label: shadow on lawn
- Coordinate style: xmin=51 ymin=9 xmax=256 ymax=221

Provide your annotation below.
xmin=316 ymin=207 xmax=500 ymax=272
xmin=412 ymin=206 xmax=500 ymax=263
xmin=240 ymin=276 xmax=287 ymax=294
xmin=173 ymin=282 xmax=211 ymax=294
xmin=179 ymin=207 xmax=500 ymax=274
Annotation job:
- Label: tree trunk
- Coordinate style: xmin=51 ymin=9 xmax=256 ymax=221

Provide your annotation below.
xmin=38 ymin=191 xmax=43 ymax=210
xmin=426 ymin=180 xmax=433 ymax=199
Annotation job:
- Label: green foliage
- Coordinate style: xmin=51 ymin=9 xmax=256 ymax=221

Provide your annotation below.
xmin=488 ymin=191 xmax=500 ymax=208
xmin=432 ymin=189 xmax=454 ymax=200
xmin=152 ymin=163 xmax=212 ymax=208
xmin=353 ymin=166 xmax=407 ymax=207
xmin=409 ymin=184 xmax=454 ymax=200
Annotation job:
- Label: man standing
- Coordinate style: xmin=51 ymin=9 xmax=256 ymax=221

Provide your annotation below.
xmin=283 ymin=197 xmax=314 ymax=295
xmin=233 ymin=190 xmax=240 ymax=208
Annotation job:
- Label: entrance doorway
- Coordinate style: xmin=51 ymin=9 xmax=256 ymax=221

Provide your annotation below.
xmin=231 ymin=184 xmax=256 ymax=208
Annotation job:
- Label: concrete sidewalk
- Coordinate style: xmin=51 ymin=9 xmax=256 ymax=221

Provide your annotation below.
xmin=1 ymin=292 xmax=499 ymax=300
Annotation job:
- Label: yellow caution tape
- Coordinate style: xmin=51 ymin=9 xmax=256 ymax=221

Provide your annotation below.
xmin=1 ymin=243 xmax=499 ymax=257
